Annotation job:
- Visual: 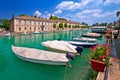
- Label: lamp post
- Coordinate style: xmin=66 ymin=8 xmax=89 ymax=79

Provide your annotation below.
xmin=118 ymin=18 xmax=120 ymax=35
xmin=116 ymin=11 xmax=120 ymax=37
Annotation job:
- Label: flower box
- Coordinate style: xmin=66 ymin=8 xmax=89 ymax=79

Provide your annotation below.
xmin=90 ymin=59 xmax=106 ymax=72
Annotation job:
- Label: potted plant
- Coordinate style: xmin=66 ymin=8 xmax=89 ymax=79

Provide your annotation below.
xmin=89 ymin=44 xmax=110 ymax=72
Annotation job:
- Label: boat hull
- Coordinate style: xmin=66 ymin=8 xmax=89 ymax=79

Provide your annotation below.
xmin=70 ymin=43 xmax=96 ymax=47
xmin=15 ymin=53 xmax=68 ymax=66
xmin=72 ymin=38 xmax=96 ymax=43
xmin=68 ymin=41 xmax=97 ymax=47
xmin=82 ymin=34 xmax=102 ymax=38
xmin=12 ymin=46 xmax=69 ymax=66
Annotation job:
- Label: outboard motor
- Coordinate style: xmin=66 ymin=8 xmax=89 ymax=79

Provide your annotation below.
xmin=66 ymin=52 xmax=74 ymax=60
xmin=75 ymin=46 xmax=83 ymax=55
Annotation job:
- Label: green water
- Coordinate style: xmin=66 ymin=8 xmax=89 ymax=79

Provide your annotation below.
xmin=0 ymin=29 xmax=106 ymax=80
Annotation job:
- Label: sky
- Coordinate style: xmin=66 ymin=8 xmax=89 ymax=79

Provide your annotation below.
xmin=0 ymin=0 xmax=120 ymax=25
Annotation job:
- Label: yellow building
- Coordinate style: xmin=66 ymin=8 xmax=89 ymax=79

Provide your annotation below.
xmin=10 ymin=15 xmax=81 ymax=33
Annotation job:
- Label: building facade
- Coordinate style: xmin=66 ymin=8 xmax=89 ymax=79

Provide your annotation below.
xmin=10 ymin=16 xmax=82 ymax=33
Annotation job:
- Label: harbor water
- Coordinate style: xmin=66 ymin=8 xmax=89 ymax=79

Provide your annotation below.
xmin=0 ymin=29 xmax=106 ymax=80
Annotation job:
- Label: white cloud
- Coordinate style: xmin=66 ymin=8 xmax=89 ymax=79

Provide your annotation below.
xmin=67 ymin=9 xmax=117 ymax=25
xmin=55 ymin=0 xmax=96 ymax=10
xmin=33 ymin=11 xmax=42 ymax=17
xmin=81 ymin=9 xmax=102 ymax=14
xmin=81 ymin=0 xmax=95 ymax=6
xmin=104 ymin=0 xmax=120 ymax=6
xmin=54 ymin=10 xmax=62 ymax=14
xmin=55 ymin=0 xmax=104 ymax=11
xmin=56 ymin=1 xmax=77 ymax=10
xmin=95 ymin=0 xmax=103 ymax=5
xmin=42 ymin=13 xmax=51 ymax=19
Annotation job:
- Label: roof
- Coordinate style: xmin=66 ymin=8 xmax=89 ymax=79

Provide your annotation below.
xmin=14 ymin=16 xmax=80 ymax=24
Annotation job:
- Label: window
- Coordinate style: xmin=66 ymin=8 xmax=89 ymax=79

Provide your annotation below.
xmin=36 ymin=22 xmax=38 ymax=25
xmin=19 ymin=27 xmax=21 ymax=31
xmin=25 ymin=27 xmax=26 ymax=30
xmin=31 ymin=21 xmax=34 ymax=25
xmin=38 ymin=27 xmax=40 ymax=30
xmin=21 ymin=20 xmax=25 ymax=25
xmin=16 ymin=20 xmax=19 ymax=25
xmin=26 ymin=21 xmax=30 ymax=25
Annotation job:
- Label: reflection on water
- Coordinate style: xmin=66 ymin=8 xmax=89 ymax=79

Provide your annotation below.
xmin=13 ymin=31 xmax=80 ymax=48
xmin=0 ymin=52 xmax=9 ymax=73
xmin=0 ymin=29 xmax=107 ymax=80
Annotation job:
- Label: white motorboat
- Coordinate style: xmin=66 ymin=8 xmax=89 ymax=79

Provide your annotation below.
xmin=12 ymin=45 xmax=70 ymax=66
xmin=34 ymin=31 xmax=40 ymax=34
xmin=68 ymin=41 xmax=97 ymax=47
xmin=82 ymin=32 xmax=102 ymax=38
xmin=21 ymin=32 xmax=29 ymax=35
xmin=4 ymin=32 xmax=11 ymax=36
xmin=72 ymin=37 xmax=97 ymax=42
xmin=41 ymin=40 xmax=83 ymax=54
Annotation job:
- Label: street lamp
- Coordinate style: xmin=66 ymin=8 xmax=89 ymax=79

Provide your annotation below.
xmin=116 ymin=11 xmax=120 ymax=38
xmin=118 ymin=18 xmax=120 ymax=34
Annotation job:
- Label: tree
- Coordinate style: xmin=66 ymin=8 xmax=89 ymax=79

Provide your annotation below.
xmin=64 ymin=23 xmax=67 ymax=29
xmin=108 ymin=22 xmax=113 ymax=26
xmin=59 ymin=23 xmax=63 ymax=29
xmin=58 ymin=18 xmax=67 ymax=21
xmin=116 ymin=11 xmax=120 ymax=17
xmin=19 ymin=14 xmax=27 ymax=16
xmin=53 ymin=23 xmax=56 ymax=29
xmin=68 ymin=25 xmax=71 ymax=28
xmin=49 ymin=15 xmax=58 ymax=20
xmin=92 ymin=23 xmax=99 ymax=26
xmin=0 ymin=19 xmax=10 ymax=30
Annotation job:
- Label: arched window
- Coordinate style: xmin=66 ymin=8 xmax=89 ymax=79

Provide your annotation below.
xmin=19 ymin=27 xmax=21 ymax=31
xmin=25 ymin=27 xmax=26 ymax=30
xmin=30 ymin=27 xmax=31 ymax=30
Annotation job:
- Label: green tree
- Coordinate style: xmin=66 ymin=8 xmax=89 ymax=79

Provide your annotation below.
xmin=92 ymin=23 xmax=99 ymax=26
xmin=68 ymin=25 xmax=71 ymax=28
xmin=58 ymin=18 xmax=67 ymax=21
xmin=49 ymin=15 xmax=58 ymax=20
xmin=108 ymin=22 xmax=113 ymax=26
xmin=19 ymin=14 xmax=27 ymax=16
xmin=53 ymin=23 xmax=56 ymax=29
xmin=59 ymin=23 xmax=63 ymax=29
xmin=64 ymin=23 xmax=67 ymax=28
xmin=0 ymin=19 xmax=10 ymax=30
xmin=11 ymin=13 xmax=14 ymax=19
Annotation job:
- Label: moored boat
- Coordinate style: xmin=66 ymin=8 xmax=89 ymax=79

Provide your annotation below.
xmin=4 ymin=32 xmax=11 ymax=36
xmin=12 ymin=45 xmax=70 ymax=66
xmin=34 ymin=31 xmax=40 ymax=34
xmin=68 ymin=41 xmax=97 ymax=47
xmin=41 ymin=40 xmax=83 ymax=54
xmin=72 ymin=37 xmax=96 ymax=42
xmin=82 ymin=32 xmax=102 ymax=38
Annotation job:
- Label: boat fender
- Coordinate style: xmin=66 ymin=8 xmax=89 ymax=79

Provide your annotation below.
xmin=66 ymin=52 xmax=74 ymax=60
xmin=75 ymin=46 xmax=83 ymax=55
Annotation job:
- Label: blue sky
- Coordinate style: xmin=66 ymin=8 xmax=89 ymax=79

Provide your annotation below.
xmin=0 ymin=0 xmax=120 ymax=25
